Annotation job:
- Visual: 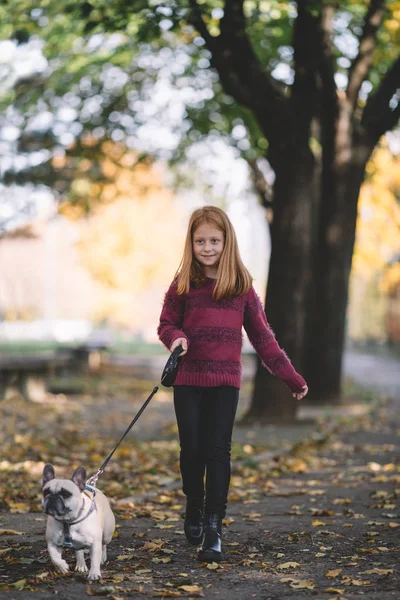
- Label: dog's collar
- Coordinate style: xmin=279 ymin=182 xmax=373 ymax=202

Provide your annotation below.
xmin=54 ymin=491 xmax=97 ymax=548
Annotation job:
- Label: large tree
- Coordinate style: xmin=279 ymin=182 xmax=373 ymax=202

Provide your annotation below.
xmin=1 ymin=1 xmax=399 ymax=421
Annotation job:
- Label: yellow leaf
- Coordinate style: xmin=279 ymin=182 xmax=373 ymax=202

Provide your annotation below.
xmin=325 ymin=588 xmax=345 ymax=594
xmin=387 ymin=522 xmax=400 ymax=528
xmin=8 ymin=502 xmax=30 ymax=514
xmin=278 ymin=562 xmax=300 ymax=570
xmin=143 ymin=539 xmax=164 ymax=552
xmin=290 ymin=579 xmax=315 ymax=590
xmin=312 ymin=520 xmax=328 ymax=527
xmin=362 ymin=568 xmax=393 ymax=575
xmin=349 ymin=579 xmax=371 ymax=586
xmin=206 ymin=562 xmax=220 ymax=570
xmin=325 ymin=569 xmax=342 ymax=578
xmin=151 ymin=590 xmax=182 ymax=598
xmin=0 ymin=529 xmax=24 ymax=535
xmin=179 ymin=585 xmax=204 ymax=596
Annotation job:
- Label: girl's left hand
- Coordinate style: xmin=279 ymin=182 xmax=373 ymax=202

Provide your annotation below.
xmin=293 ymin=385 xmax=308 ymax=401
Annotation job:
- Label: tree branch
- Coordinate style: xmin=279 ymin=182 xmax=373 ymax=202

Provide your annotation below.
xmin=247 ymin=158 xmax=273 ymax=210
xmin=346 ymin=0 xmax=385 ymax=111
xmin=291 ymin=1 xmax=327 ymax=145
xmin=319 ymin=4 xmax=339 ymax=156
xmin=362 ymin=55 xmax=400 ymax=144
xmin=187 ymin=0 xmax=291 ymax=150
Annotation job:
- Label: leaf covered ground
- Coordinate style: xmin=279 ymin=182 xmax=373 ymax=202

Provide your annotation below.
xmin=0 ymin=368 xmax=399 ymax=599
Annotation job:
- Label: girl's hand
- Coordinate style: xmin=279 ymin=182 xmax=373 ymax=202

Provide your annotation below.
xmin=293 ymin=385 xmax=308 ymax=401
xmin=170 ymin=337 xmax=188 ymax=356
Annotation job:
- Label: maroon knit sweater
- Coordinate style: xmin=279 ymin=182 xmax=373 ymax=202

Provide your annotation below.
xmin=157 ymin=278 xmax=307 ymax=392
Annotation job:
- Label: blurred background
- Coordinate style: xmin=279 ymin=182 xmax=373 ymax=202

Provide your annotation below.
xmin=0 ymin=1 xmax=399 ymax=420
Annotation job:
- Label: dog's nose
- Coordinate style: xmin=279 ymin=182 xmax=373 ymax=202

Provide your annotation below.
xmin=43 ymin=494 xmax=65 ymax=516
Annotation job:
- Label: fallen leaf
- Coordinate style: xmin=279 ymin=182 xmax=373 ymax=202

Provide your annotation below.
xmin=0 ymin=528 xmax=24 ymax=535
xmin=179 ymin=584 xmax=204 ymax=596
xmin=290 ymin=579 xmax=315 ymax=590
xmin=13 ymin=580 xmax=27 ymax=591
xmin=325 ymin=569 xmax=342 ymax=578
xmin=151 ymin=590 xmax=182 ymax=598
xmin=277 ymin=562 xmax=300 ymax=570
xmin=362 ymin=568 xmax=393 ymax=575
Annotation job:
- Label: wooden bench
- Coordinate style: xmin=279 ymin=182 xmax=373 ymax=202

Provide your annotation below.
xmin=0 ymin=351 xmax=72 ymax=402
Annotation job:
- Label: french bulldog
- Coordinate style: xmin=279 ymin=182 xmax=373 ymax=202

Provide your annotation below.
xmin=42 ymin=463 xmax=115 ymax=581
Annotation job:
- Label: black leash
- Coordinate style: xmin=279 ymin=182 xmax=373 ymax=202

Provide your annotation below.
xmin=86 ymin=385 xmax=159 ymax=487
xmin=86 ymin=345 xmax=183 ymax=488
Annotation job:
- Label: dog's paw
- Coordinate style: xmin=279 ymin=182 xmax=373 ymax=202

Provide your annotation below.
xmin=75 ymin=563 xmax=89 ymax=573
xmin=55 ymin=560 xmax=69 ymax=574
xmin=88 ymin=569 xmax=101 ymax=581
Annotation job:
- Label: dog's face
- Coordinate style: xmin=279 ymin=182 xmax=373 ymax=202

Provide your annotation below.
xmin=42 ymin=463 xmax=86 ymax=519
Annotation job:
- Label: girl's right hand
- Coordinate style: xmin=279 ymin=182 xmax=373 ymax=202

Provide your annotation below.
xmin=170 ymin=337 xmax=188 ymax=356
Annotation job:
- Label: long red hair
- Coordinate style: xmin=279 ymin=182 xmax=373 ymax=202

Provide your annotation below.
xmin=176 ymin=206 xmax=253 ymax=300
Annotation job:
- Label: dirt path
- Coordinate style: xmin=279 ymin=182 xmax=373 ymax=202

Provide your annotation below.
xmin=0 ymin=350 xmax=399 ymax=599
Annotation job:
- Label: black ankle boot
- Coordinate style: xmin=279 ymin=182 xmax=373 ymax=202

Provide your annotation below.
xmin=184 ymin=498 xmax=204 ymax=546
xmin=198 ymin=514 xmax=222 ymax=562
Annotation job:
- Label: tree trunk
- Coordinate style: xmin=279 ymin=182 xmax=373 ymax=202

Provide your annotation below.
xmin=302 ymin=108 xmax=373 ymax=402
xmin=304 ymin=157 xmax=369 ymax=402
xmin=243 ymin=150 xmax=315 ymax=423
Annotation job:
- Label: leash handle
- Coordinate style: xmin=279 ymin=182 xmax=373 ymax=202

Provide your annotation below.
xmin=86 ymin=385 xmax=159 ymax=486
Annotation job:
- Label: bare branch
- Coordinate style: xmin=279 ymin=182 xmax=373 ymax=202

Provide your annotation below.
xmin=186 ymin=0 xmax=220 ymax=51
xmin=247 ymin=158 xmax=273 ymax=210
xmin=346 ymin=0 xmax=386 ymax=111
xmin=187 ymin=0 xmax=291 ymax=149
xmin=291 ymin=1 xmax=336 ymax=145
xmin=362 ymin=55 xmax=400 ymax=144
xmin=319 ymin=5 xmax=339 ymax=159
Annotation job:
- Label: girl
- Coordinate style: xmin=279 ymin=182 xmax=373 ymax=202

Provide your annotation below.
xmin=157 ymin=206 xmax=308 ymax=563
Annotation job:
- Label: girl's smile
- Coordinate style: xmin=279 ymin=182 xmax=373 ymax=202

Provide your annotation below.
xmin=193 ymin=224 xmax=224 ymax=277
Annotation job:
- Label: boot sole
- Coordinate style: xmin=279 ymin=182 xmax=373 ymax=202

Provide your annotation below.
xmin=198 ymin=549 xmax=222 ymax=563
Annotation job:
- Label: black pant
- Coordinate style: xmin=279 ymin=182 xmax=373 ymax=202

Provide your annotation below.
xmin=173 ymin=385 xmax=239 ymax=518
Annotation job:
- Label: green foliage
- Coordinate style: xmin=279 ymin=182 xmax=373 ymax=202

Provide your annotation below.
xmin=1 ymin=0 xmax=399 ymax=192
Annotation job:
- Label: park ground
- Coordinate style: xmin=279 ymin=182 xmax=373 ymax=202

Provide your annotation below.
xmin=0 ymin=350 xmax=399 ymax=599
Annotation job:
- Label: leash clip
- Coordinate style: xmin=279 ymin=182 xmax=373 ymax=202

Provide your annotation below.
xmin=86 ymin=468 xmax=103 ymax=490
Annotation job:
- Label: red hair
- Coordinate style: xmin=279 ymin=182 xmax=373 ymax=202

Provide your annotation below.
xmin=176 ymin=206 xmax=252 ymax=300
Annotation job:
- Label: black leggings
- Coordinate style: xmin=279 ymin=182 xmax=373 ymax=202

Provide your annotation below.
xmin=173 ymin=385 xmax=239 ymax=518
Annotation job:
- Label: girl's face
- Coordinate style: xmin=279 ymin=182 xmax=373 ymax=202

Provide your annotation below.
xmin=192 ymin=223 xmax=224 ymax=277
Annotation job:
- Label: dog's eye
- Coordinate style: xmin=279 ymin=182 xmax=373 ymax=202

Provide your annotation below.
xmin=60 ymin=489 xmax=72 ymax=499
xmin=43 ymin=489 xmax=51 ymax=496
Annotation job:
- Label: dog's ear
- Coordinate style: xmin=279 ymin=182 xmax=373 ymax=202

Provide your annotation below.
xmin=42 ymin=463 xmax=56 ymax=488
xmin=71 ymin=466 xmax=87 ymax=491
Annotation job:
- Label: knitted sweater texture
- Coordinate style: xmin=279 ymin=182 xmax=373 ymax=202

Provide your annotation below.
xmin=158 ymin=278 xmax=306 ymax=392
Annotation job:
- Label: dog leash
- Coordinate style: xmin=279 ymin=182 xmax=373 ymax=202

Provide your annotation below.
xmin=86 ymin=346 xmax=183 ymax=490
